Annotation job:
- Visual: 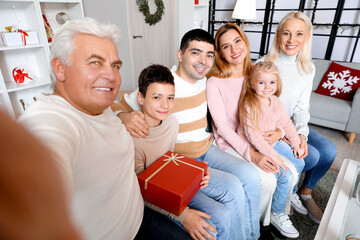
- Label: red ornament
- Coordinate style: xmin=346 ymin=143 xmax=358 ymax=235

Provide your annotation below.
xmin=12 ymin=68 xmax=33 ymax=84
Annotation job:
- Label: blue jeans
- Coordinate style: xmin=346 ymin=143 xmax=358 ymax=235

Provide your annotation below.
xmin=273 ymin=140 xmax=305 ymax=180
xmin=171 ymin=190 xmax=229 ymax=240
xmin=273 ymin=129 xmax=336 ymax=193
xmin=194 ymin=145 xmax=261 ymax=240
xmin=271 ymin=164 xmax=294 ymax=214
xmin=135 ymin=206 xmax=192 ymax=240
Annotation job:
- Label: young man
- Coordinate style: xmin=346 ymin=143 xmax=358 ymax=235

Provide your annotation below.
xmin=18 ymin=18 xmax=191 ymax=240
xmin=112 ymin=29 xmax=261 ymax=240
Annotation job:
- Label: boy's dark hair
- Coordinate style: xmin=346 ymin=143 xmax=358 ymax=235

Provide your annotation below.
xmin=180 ymin=29 xmax=215 ymax=52
xmin=138 ymin=64 xmax=174 ymax=97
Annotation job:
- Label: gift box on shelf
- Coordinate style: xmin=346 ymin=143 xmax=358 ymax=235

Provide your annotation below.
xmin=137 ymin=151 xmax=207 ymax=216
xmin=0 ymin=31 xmax=39 ymax=47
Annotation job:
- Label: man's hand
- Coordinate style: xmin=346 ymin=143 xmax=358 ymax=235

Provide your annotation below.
xmin=183 ymin=209 xmax=216 ymax=240
xmin=262 ymin=128 xmax=282 ymax=145
xmin=298 ymin=134 xmax=308 ymax=159
xmin=117 ymin=111 xmax=149 ymax=138
xmin=200 ymin=169 xmax=210 ymax=189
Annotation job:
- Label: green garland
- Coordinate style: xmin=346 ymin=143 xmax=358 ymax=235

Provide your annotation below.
xmin=136 ymin=0 xmax=165 ymax=26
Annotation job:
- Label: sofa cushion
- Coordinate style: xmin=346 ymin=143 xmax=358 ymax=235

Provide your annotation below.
xmin=312 ymin=59 xmax=332 ymax=91
xmin=315 ymin=62 xmax=360 ymax=101
xmin=309 ymin=92 xmax=351 ymax=125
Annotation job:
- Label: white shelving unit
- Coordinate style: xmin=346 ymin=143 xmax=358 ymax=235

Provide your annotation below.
xmin=194 ymin=0 xmax=209 ymax=31
xmin=0 ymin=0 xmax=83 ymax=119
xmin=178 ymin=0 xmax=210 ymax=49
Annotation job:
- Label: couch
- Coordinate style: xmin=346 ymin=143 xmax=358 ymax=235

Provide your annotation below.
xmin=309 ymin=59 xmax=360 ymax=144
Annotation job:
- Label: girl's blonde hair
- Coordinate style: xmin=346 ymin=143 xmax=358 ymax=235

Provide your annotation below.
xmin=207 ymin=23 xmax=253 ymax=79
xmin=265 ymin=11 xmax=313 ymax=74
xmin=239 ymin=61 xmax=282 ymax=131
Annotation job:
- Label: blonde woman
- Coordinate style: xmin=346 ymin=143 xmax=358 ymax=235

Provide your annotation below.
xmin=257 ymin=11 xmax=337 ymax=224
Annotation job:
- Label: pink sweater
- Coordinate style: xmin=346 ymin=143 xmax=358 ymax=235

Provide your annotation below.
xmin=206 ymin=76 xmax=251 ymax=161
xmin=238 ymin=95 xmax=301 ymax=161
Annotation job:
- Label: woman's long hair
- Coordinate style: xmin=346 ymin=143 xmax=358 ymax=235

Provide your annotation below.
xmin=239 ymin=62 xmax=282 ymax=131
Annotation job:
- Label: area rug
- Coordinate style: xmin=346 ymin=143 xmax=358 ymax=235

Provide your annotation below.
xmin=273 ymin=170 xmax=338 ymax=240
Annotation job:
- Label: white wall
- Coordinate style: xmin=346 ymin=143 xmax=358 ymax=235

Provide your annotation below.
xmin=82 ymin=0 xmax=135 ymax=91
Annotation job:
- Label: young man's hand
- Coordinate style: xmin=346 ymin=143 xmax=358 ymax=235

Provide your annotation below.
xmin=183 ymin=209 xmax=216 ymax=240
xmin=200 ymin=169 xmax=210 ymax=189
xmin=117 ymin=111 xmax=149 ymax=138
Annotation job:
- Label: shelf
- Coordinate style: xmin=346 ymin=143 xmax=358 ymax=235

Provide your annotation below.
xmin=6 ymin=79 xmax=50 ymax=92
xmin=0 ymin=44 xmax=45 ymax=51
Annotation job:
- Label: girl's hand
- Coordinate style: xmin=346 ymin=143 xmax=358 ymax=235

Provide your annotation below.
xmin=183 ymin=209 xmax=216 ymax=240
xmin=262 ymin=128 xmax=282 ymax=145
xmin=298 ymin=134 xmax=308 ymax=159
xmin=292 ymin=145 xmax=305 ymax=158
xmin=200 ymin=168 xmax=210 ymax=189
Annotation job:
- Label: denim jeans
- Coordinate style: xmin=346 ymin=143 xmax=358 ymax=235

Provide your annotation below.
xmin=170 ymin=190 xmax=229 ymax=240
xmin=303 ymin=128 xmax=337 ymax=190
xmin=134 ymin=206 xmax=192 ymax=240
xmin=273 ymin=129 xmax=336 ymax=193
xmin=271 ymin=165 xmax=294 ymax=214
xmin=194 ymin=145 xmax=261 ymax=240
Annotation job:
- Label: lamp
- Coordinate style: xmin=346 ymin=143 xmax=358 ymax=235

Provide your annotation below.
xmin=231 ymin=0 xmax=256 ymax=28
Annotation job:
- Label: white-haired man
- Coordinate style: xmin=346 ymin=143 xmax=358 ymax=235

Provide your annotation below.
xmin=18 ymin=18 xmax=191 ymax=240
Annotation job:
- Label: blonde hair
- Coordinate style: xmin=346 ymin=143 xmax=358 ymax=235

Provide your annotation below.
xmin=239 ymin=61 xmax=282 ymax=131
xmin=265 ymin=11 xmax=313 ymax=74
xmin=207 ymin=23 xmax=253 ymax=79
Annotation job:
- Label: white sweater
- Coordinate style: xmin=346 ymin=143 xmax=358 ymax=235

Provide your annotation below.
xmin=19 ymin=94 xmax=144 ymax=240
xmin=257 ymin=52 xmax=315 ymax=138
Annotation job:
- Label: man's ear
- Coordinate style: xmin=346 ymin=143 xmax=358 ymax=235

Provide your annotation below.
xmin=137 ymin=92 xmax=144 ymax=106
xmin=177 ymin=49 xmax=183 ymax=63
xmin=51 ymin=57 xmax=66 ymax=82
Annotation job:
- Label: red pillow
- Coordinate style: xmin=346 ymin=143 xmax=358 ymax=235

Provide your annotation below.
xmin=315 ymin=62 xmax=360 ymax=101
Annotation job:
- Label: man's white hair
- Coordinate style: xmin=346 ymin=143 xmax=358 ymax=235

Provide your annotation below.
xmin=49 ymin=17 xmax=121 ymax=87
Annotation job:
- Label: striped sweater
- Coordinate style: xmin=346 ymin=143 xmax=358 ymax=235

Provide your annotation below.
xmin=111 ymin=65 xmax=212 ymax=159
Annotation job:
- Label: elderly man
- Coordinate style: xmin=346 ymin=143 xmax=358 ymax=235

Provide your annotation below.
xmin=18 ymin=18 xmax=191 ymax=240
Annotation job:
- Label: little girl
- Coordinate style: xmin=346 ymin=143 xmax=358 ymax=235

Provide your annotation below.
xmin=238 ymin=61 xmax=305 ymax=239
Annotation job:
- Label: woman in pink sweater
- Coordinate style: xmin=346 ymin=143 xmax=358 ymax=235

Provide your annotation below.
xmin=206 ymin=23 xmax=300 ymax=239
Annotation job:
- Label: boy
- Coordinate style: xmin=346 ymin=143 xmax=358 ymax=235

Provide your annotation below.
xmin=133 ymin=64 xmax=231 ymax=240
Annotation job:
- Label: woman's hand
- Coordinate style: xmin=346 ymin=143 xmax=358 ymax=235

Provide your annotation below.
xmin=183 ymin=209 xmax=216 ymax=240
xmin=298 ymin=134 xmax=308 ymax=159
xmin=200 ymin=168 xmax=210 ymax=189
xmin=262 ymin=128 xmax=282 ymax=145
xmin=250 ymin=148 xmax=279 ymax=174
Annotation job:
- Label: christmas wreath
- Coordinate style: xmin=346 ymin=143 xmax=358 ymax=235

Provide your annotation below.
xmin=136 ymin=0 xmax=165 ymax=26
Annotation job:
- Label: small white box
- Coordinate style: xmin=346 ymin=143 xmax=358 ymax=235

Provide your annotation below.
xmin=0 ymin=31 xmax=39 ymax=47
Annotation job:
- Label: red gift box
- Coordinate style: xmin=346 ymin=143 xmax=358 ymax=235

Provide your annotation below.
xmin=137 ymin=151 xmax=207 ymax=216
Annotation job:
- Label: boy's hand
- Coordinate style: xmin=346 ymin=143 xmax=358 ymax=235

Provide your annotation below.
xmin=117 ymin=111 xmax=149 ymax=138
xmin=183 ymin=209 xmax=216 ymax=240
xmin=200 ymin=169 xmax=210 ymax=189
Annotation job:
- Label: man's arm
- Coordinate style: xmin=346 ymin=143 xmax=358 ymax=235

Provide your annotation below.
xmin=0 ymin=111 xmax=81 ymax=240
xmin=111 ymin=90 xmax=149 ymax=138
